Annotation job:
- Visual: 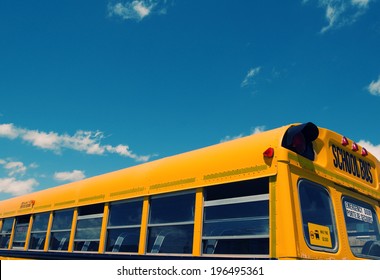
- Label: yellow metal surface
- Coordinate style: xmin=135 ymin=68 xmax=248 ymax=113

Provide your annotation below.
xmin=285 ymin=127 xmax=380 ymax=200
xmin=98 ymin=203 xmax=109 ymax=253
xmin=192 ymin=188 xmax=204 ymax=256
xmin=138 ymin=197 xmax=149 ymax=255
xmin=0 ymin=125 xmax=282 ymax=218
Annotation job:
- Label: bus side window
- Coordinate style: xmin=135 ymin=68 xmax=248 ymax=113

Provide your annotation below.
xmin=298 ymin=180 xmax=337 ymax=252
xmin=202 ymin=178 xmax=270 ymax=256
xmin=29 ymin=212 xmax=50 ymax=250
xmin=147 ymin=191 xmax=195 ymax=254
xmin=73 ymin=203 xmax=104 ymax=252
xmin=49 ymin=209 xmax=74 ymax=251
xmin=342 ymin=196 xmax=380 ymax=258
xmin=12 ymin=215 xmax=31 ymax=249
xmin=106 ymin=199 xmax=143 ymax=253
xmin=0 ymin=218 xmax=14 ymax=249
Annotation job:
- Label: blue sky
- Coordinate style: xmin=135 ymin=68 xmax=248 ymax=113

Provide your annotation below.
xmin=1 ymin=0 xmax=380 ymax=200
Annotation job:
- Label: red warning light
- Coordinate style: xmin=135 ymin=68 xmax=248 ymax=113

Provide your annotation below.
xmin=341 ymin=136 xmax=349 ymax=146
xmin=352 ymin=142 xmax=359 ymax=151
xmin=361 ymin=147 xmax=368 ymax=156
xmin=263 ymin=147 xmax=274 ymax=158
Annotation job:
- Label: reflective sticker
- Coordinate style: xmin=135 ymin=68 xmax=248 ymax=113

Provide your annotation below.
xmin=344 ymin=201 xmax=373 ymax=224
xmin=308 ymin=223 xmax=332 ymax=248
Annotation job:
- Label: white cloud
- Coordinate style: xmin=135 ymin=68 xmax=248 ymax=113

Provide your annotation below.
xmin=358 ymin=140 xmax=380 ymax=161
xmin=368 ymin=76 xmax=380 ymax=96
xmin=60 ymin=130 xmax=106 ymax=155
xmin=108 ymin=0 xmax=166 ymax=21
xmin=0 ymin=123 xmax=152 ymax=162
xmin=54 ymin=170 xmax=86 ymax=182
xmin=22 ymin=130 xmax=60 ymax=150
xmin=305 ymin=0 xmax=372 ymax=33
xmin=0 ymin=177 xmax=38 ymax=196
xmin=134 ymin=1 xmax=151 ymax=18
xmin=0 ymin=123 xmax=19 ymax=139
xmin=241 ymin=67 xmax=261 ymax=87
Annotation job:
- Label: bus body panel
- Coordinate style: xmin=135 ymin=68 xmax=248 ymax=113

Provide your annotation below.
xmin=0 ymin=123 xmax=379 ymax=260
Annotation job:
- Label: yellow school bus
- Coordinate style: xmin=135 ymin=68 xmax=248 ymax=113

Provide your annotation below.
xmin=0 ymin=122 xmax=379 ymax=259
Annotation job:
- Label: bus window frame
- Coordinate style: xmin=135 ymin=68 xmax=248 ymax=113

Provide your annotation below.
xmin=298 ymin=179 xmax=338 ymax=253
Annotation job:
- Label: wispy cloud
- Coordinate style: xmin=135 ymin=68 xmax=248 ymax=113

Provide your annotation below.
xmin=304 ymin=0 xmax=372 ymax=33
xmin=358 ymin=140 xmax=380 ymax=161
xmin=0 ymin=159 xmax=37 ymax=177
xmin=241 ymin=67 xmax=261 ymax=88
xmin=54 ymin=170 xmax=86 ymax=182
xmin=108 ymin=0 xmax=169 ymax=21
xmin=1 ymin=161 xmax=26 ymax=176
xmin=220 ymin=125 xmax=266 ymax=143
xmin=220 ymin=133 xmax=245 ymax=143
xmin=367 ymin=76 xmax=380 ymax=96
xmin=0 ymin=123 xmax=152 ymax=162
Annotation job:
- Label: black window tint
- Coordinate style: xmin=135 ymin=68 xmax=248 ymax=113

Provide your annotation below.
xmin=149 ymin=193 xmax=195 ymax=224
xmin=147 ymin=225 xmax=193 ymax=254
xmin=147 ymin=192 xmax=195 ymax=254
xmin=106 ymin=199 xmax=143 ymax=253
xmin=205 ymin=177 xmax=269 ymax=201
xmin=108 ymin=200 xmax=143 ymax=227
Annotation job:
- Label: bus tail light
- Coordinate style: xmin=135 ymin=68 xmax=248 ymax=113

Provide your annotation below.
xmin=281 ymin=122 xmax=319 ymax=161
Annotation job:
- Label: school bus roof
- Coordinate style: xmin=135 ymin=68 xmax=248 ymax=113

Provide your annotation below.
xmin=0 ymin=124 xmax=286 ymax=217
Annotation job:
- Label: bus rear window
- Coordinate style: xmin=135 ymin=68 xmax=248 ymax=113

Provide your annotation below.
xmin=298 ymin=180 xmax=337 ymax=252
xmin=342 ymin=196 xmax=380 ymax=258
